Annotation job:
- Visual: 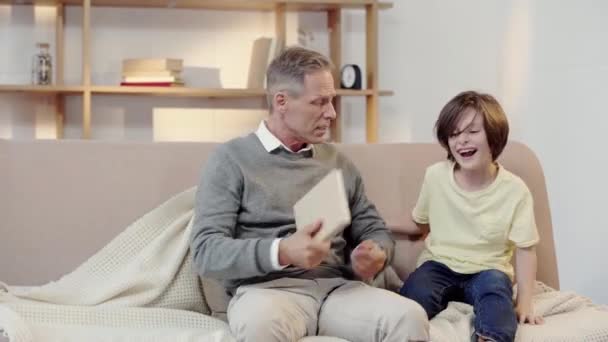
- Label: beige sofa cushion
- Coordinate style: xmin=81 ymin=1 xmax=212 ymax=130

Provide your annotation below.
xmin=201 ymin=278 xmax=231 ymax=322
xmin=338 ymin=142 xmax=559 ymax=287
xmin=0 ymin=140 xmax=559 ymax=306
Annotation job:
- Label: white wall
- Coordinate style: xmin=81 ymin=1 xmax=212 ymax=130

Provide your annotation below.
xmin=514 ymin=0 xmax=608 ymax=304
xmin=0 ymin=5 xmax=57 ymax=139
xmin=378 ymin=0 xmax=608 ymax=304
xmin=1 ymin=1 xmax=607 ymax=303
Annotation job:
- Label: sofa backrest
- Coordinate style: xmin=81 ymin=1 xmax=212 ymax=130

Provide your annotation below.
xmin=339 ymin=143 xmax=559 ymax=289
xmin=0 ymin=140 xmax=559 ymax=289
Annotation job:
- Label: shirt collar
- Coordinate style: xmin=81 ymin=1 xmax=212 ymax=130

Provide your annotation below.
xmin=255 ymin=120 xmax=314 ymax=155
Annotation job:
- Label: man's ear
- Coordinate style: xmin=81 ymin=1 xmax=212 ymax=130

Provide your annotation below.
xmin=274 ymin=92 xmax=288 ymax=113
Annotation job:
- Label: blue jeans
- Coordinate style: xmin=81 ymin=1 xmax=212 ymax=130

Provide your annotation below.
xmin=400 ymin=261 xmax=517 ymax=342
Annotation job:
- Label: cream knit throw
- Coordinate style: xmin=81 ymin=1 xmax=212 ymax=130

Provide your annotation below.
xmin=0 ymin=188 xmax=234 ymax=342
xmin=429 ymin=282 xmax=608 ymax=342
xmin=2 ymin=187 xmax=608 ymax=342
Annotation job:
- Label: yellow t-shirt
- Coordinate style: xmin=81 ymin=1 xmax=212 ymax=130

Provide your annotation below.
xmin=413 ymin=161 xmax=539 ymax=280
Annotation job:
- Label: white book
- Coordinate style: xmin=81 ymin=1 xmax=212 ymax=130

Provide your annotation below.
xmin=247 ymin=37 xmax=272 ymax=89
xmin=122 ymin=76 xmax=183 ymax=83
xmin=122 ymin=70 xmax=180 ymax=78
xmin=294 ymin=169 xmax=351 ymax=242
xmin=122 ymin=58 xmax=183 ymax=72
xmin=247 ymin=36 xmax=283 ymax=89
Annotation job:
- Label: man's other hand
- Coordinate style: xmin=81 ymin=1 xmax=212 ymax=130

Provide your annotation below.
xmin=351 ymin=240 xmax=386 ymax=281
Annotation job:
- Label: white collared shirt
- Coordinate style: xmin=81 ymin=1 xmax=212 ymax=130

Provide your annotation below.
xmin=254 ymin=120 xmax=314 ymax=270
xmin=255 ymin=120 xmax=314 ymax=155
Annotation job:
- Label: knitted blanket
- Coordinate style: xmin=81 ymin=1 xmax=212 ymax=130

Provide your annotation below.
xmin=0 ymin=188 xmax=234 ymax=342
xmin=1 ymin=187 xmax=607 ymax=342
xmin=429 ymin=282 xmax=608 ymax=341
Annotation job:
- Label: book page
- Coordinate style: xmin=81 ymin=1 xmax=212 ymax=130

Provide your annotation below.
xmin=294 ymin=169 xmax=351 ymax=241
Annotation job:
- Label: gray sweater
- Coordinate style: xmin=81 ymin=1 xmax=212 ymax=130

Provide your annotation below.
xmin=190 ymin=133 xmax=394 ymax=293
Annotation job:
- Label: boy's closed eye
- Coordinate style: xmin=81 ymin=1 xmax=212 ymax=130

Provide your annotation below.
xmin=450 ymin=128 xmax=480 ymax=138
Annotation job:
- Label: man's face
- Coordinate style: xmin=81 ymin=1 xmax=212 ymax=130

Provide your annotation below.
xmin=281 ymin=70 xmax=337 ymax=144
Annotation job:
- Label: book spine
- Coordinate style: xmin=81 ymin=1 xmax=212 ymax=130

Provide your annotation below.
xmin=122 ymin=70 xmax=180 ymax=77
xmin=120 ymin=82 xmax=182 ymax=87
xmin=122 ymin=76 xmax=181 ymax=83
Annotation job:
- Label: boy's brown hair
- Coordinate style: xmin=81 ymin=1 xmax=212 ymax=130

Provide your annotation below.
xmin=435 ymin=90 xmax=509 ymax=161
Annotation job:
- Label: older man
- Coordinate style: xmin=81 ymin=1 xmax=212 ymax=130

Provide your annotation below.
xmin=190 ymin=46 xmax=429 ymax=342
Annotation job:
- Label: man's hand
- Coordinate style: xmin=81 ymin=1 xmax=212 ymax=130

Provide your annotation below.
xmin=516 ymin=303 xmax=544 ymax=325
xmin=351 ymin=240 xmax=387 ymax=281
xmin=278 ymin=220 xmax=331 ymax=269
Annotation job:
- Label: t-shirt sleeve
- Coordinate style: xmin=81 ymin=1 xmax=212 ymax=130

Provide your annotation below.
xmin=508 ymin=189 xmax=540 ymax=248
xmin=412 ymin=169 xmax=431 ymax=225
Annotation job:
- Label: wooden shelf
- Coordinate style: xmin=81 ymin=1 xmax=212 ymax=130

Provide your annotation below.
xmin=0 ymin=0 xmax=60 ymax=4
xmin=2 ymin=0 xmax=393 ymax=10
xmin=92 ymin=86 xmax=265 ymax=97
xmin=0 ymin=84 xmax=84 ymax=94
xmin=3 ymin=0 xmax=392 ymax=141
xmin=339 ymin=89 xmax=394 ymax=96
xmin=92 ymin=86 xmax=393 ymax=97
xmin=0 ymin=85 xmax=393 ymax=98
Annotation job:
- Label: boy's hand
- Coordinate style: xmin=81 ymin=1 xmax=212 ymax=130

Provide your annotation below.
xmin=351 ymin=240 xmax=386 ymax=281
xmin=515 ymin=303 xmax=544 ymax=325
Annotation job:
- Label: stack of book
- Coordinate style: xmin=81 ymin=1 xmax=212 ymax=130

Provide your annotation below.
xmin=120 ymin=58 xmax=184 ymax=87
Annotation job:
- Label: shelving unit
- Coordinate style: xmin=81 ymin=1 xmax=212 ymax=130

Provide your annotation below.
xmin=1 ymin=0 xmax=393 ymax=142
xmin=0 ymin=85 xmax=84 ymax=94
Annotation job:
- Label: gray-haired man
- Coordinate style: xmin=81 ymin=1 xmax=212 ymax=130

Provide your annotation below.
xmin=190 ymin=46 xmax=429 ymax=342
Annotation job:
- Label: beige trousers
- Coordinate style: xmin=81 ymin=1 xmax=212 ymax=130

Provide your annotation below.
xmin=227 ymin=277 xmax=430 ymax=342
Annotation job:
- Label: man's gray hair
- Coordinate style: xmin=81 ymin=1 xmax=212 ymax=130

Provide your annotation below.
xmin=266 ymin=46 xmax=334 ymax=110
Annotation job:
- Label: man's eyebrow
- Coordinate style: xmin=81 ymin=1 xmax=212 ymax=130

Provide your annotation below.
xmin=312 ymin=94 xmax=334 ymax=101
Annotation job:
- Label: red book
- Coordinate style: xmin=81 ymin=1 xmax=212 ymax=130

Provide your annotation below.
xmin=120 ymin=82 xmax=183 ymax=87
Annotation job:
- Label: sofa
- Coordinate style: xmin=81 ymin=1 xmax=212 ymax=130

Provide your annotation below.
xmin=0 ymin=139 xmax=562 ymax=341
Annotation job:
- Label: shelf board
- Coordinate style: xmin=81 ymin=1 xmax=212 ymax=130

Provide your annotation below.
xmin=338 ymin=89 xmax=394 ymax=96
xmin=1 ymin=0 xmax=392 ymax=10
xmin=0 ymin=85 xmax=393 ymax=97
xmin=90 ymin=86 xmax=393 ymax=98
xmin=91 ymin=86 xmax=266 ymax=98
xmin=0 ymin=84 xmax=84 ymax=94
xmin=0 ymin=0 xmax=60 ymax=4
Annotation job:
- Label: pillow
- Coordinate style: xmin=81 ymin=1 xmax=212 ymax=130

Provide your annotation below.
xmin=370 ymin=266 xmax=404 ymax=292
xmin=200 ymin=277 xmax=232 ymax=322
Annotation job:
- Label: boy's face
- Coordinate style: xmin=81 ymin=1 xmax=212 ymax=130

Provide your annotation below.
xmin=447 ymin=108 xmax=493 ymax=171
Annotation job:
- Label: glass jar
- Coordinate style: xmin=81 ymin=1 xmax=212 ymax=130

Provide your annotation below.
xmin=31 ymin=42 xmax=53 ymax=85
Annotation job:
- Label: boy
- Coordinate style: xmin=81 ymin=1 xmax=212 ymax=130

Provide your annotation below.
xmin=394 ymin=91 xmax=543 ymax=342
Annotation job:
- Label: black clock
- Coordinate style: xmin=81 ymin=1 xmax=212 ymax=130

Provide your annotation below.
xmin=340 ymin=64 xmax=362 ymax=90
